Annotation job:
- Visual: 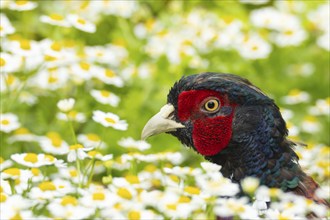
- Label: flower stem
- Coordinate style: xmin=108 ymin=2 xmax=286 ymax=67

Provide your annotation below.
xmin=87 ymin=159 xmax=96 ymax=187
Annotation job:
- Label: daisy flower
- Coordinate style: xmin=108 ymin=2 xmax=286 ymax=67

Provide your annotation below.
xmin=237 ymin=34 xmax=272 ymax=60
xmin=317 ymin=32 xmax=330 ymax=51
xmin=200 ymin=161 xmax=222 ymax=173
xmin=80 ymin=186 xmax=116 ymax=209
xmin=57 ymin=98 xmax=75 ymax=112
xmin=40 ymin=13 xmax=71 ymax=27
xmin=0 ymin=157 xmax=13 ymax=171
xmin=59 ymin=165 xmax=88 ymax=184
xmin=71 ymin=61 xmax=96 ymax=81
xmin=67 ymin=14 xmax=96 ymax=33
xmin=309 ymin=98 xmax=330 ymax=116
xmin=281 ymin=89 xmax=310 ymax=104
xmin=301 ymin=116 xmax=321 ymax=134
xmin=57 ymin=110 xmax=86 ymax=123
xmin=240 ymin=0 xmax=269 ymax=5
xmin=0 ymin=195 xmax=32 ymax=220
xmin=1 ymin=168 xmax=32 ymax=193
xmin=29 ymin=179 xmax=73 ymax=200
xmin=5 ymin=39 xmax=41 ymax=57
xmin=109 ymin=185 xmax=138 ymax=201
xmin=11 ymin=153 xmax=65 ymax=168
xmin=87 ymin=150 xmax=113 ymax=161
xmin=93 ymin=68 xmax=124 ymax=87
xmin=67 ymin=144 xmax=93 ymax=162
xmin=39 ymin=132 xmax=69 ymax=155
xmin=0 ymin=52 xmax=22 ymax=73
xmin=8 ymin=0 xmax=37 ymax=11
xmin=241 ymin=177 xmax=260 ymax=195
xmin=27 ymin=67 xmax=69 ymax=91
xmin=272 ymin=26 xmax=307 ymax=47
xmin=1 ymin=168 xmax=25 ymax=180
xmin=0 ymin=14 xmax=15 ymax=37
xmin=0 ymin=74 xmax=21 ymax=92
xmin=102 ymin=0 xmax=138 ymax=18
xmin=92 ymin=110 xmax=128 ymax=130
xmin=0 ymin=113 xmax=20 ymax=133
xmin=215 ymin=197 xmax=259 ymax=219
xmin=18 ymin=91 xmax=38 ymax=106
xmin=118 ymin=137 xmax=151 ymax=151
xmin=90 ymin=89 xmax=120 ymax=107
xmin=77 ymin=133 xmax=106 ymax=149
xmin=47 ymin=196 xmax=94 ymax=220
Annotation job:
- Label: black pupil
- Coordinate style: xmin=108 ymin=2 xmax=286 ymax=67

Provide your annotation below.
xmin=207 ymin=101 xmax=215 ymax=109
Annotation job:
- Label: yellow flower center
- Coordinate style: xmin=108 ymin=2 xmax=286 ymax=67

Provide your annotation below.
xmin=93 ymin=192 xmax=105 ymax=201
xmin=105 ymin=117 xmax=115 ymax=124
xmin=128 ymin=211 xmax=141 ymax=220
xmin=19 ymin=39 xmax=31 ymax=50
xmin=16 ymin=0 xmax=28 ymax=6
xmin=39 ymin=181 xmax=56 ymax=191
xmin=0 ymin=157 xmax=3 ymax=164
xmin=45 ymin=154 xmax=55 ymax=162
xmin=3 ymin=168 xmax=20 ymax=176
xmin=50 ymin=14 xmax=64 ymax=21
xmin=144 ymin=164 xmax=157 ymax=172
xmin=269 ymin=188 xmax=280 ymax=197
xmin=101 ymin=90 xmax=110 ymax=97
xmin=79 ymin=62 xmax=90 ymax=71
xmin=151 ymin=179 xmax=161 ymax=187
xmin=145 ymin=19 xmax=155 ymax=30
xmin=251 ymin=45 xmax=259 ymax=51
xmin=284 ymin=30 xmax=294 ymax=36
xmin=15 ymin=179 xmax=20 ymax=185
xmin=325 ymin=97 xmax=330 ymax=105
xmin=125 ymin=175 xmax=140 ymax=184
xmin=304 ymin=116 xmax=317 ymax=122
xmin=10 ymin=213 xmax=22 ymax=220
xmin=87 ymin=133 xmax=100 ymax=141
xmin=114 ymin=202 xmax=123 ymax=210
xmin=1 ymin=119 xmax=10 ymax=125
xmin=68 ymin=110 xmax=78 ymax=118
xmin=6 ymin=75 xmax=16 ymax=85
xmin=184 ymin=186 xmax=200 ymax=195
xmin=178 ymin=196 xmax=191 ymax=203
xmin=61 ymin=196 xmax=78 ymax=206
xmin=289 ymin=89 xmax=301 ymax=96
xmin=105 ymin=69 xmax=115 ymax=77
xmin=14 ymin=128 xmax=30 ymax=135
xmin=77 ymin=18 xmax=86 ymax=25
xmin=70 ymin=144 xmax=83 ymax=150
xmin=117 ymin=188 xmax=132 ymax=199
xmin=88 ymin=150 xmax=99 ymax=157
xmin=0 ymin=193 xmax=7 ymax=203
xmin=24 ymin=153 xmax=38 ymax=163
xmin=69 ymin=169 xmax=78 ymax=177
xmin=50 ymin=137 xmax=63 ymax=148
xmin=166 ymin=204 xmax=177 ymax=210
xmin=31 ymin=168 xmax=40 ymax=176
xmin=51 ymin=42 xmax=62 ymax=51
xmin=169 ymin=175 xmax=180 ymax=183
xmin=44 ymin=55 xmax=57 ymax=61
xmin=0 ymin=57 xmax=6 ymax=67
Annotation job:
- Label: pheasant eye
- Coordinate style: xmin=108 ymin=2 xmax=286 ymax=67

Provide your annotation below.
xmin=203 ymin=98 xmax=220 ymax=112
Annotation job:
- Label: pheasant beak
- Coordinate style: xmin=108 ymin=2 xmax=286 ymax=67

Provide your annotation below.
xmin=141 ymin=104 xmax=185 ymax=140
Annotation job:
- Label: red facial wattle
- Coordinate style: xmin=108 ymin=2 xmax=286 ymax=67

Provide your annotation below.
xmin=177 ymin=90 xmax=235 ymax=156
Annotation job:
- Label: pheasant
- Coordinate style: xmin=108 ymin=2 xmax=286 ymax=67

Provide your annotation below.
xmin=142 ymin=72 xmax=329 ymax=206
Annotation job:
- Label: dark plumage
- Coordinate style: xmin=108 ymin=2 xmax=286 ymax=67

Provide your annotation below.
xmin=142 ymin=72 xmax=329 ymax=207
